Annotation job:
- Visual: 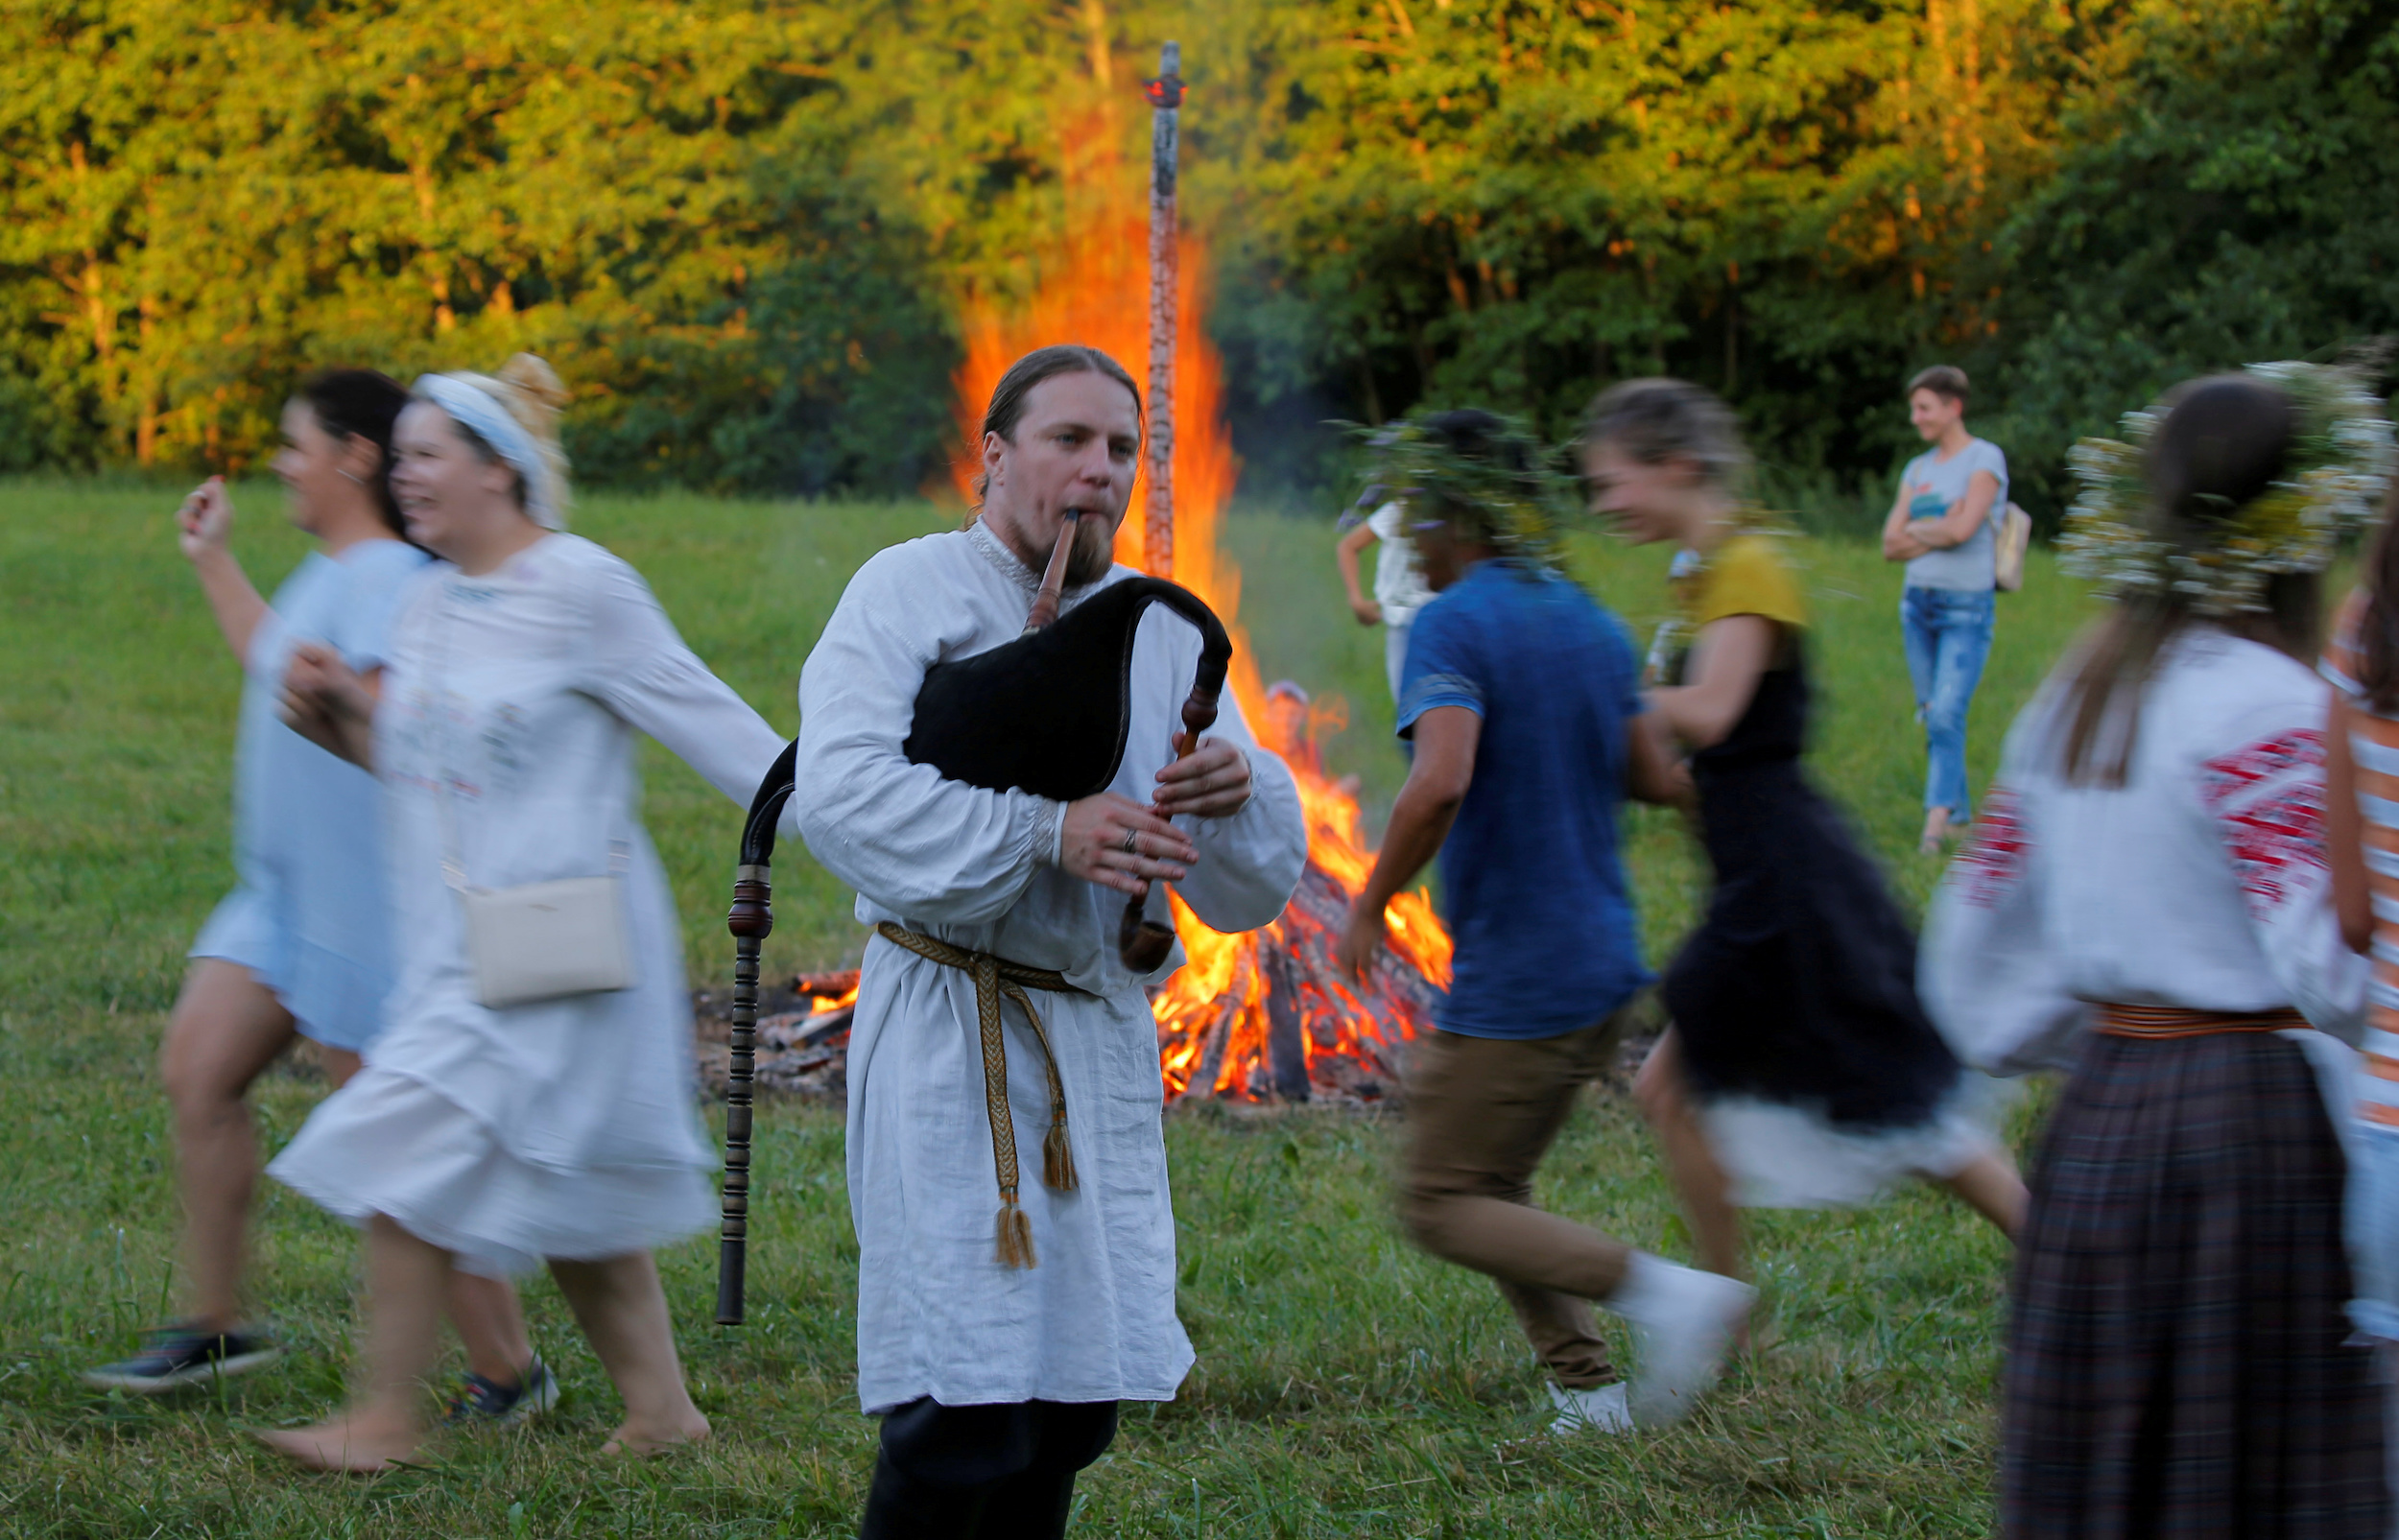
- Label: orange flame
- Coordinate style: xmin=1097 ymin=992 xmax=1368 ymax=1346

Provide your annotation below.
xmin=952 ymin=108 xmax=1448 ymax=1102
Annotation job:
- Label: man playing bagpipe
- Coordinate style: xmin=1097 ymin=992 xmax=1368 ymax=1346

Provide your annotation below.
xmin=790 ymin=344 xmax=1308 ymax=1537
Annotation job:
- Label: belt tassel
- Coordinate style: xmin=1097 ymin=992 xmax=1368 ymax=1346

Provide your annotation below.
xmin=1043 ymin=1114 xmax=1079 ymax=1195
xmin=995 ymin=1189 xmax=1036 ymax=1269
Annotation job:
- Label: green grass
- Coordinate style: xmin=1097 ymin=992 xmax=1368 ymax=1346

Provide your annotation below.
xmin=0 ymin=478 xmax=2090 ymax=1537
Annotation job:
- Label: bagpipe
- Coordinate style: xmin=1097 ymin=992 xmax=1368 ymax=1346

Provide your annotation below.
xmin=713 ymin=511 xmax=1232 ymax=1322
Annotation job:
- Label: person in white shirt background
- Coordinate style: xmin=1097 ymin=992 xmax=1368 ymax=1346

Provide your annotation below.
xmin=1337 ymin=492 xmax=1435 ymax=703
xmin=1882 ymin=365 xmax=2008 ymax=854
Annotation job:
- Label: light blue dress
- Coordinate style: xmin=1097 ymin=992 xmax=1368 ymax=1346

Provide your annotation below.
xmin=189 ymin=540 xmax=433 ymax=1050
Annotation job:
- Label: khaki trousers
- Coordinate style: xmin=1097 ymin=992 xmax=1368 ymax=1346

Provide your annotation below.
xmin=1399 ymin=1012 xmax=1633 ymax=1389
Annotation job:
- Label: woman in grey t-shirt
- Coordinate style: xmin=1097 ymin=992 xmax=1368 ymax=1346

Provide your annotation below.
xmin=1881 ymin=366 xmax=2007 ymax=853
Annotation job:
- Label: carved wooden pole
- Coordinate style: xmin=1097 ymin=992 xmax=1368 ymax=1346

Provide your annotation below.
xmin=1142 ymin=42 xmax=1182 ymax=580
xmin=715 ymin=740 xmax=797 ymax=1326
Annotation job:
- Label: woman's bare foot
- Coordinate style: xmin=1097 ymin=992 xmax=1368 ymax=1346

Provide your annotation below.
xmin=1918 ymin=806 xmax=1954 ymax=854
xmin=600 ymin=1410 xmax=710 ymax=1457
xmin=254 ymin=1413 xmax=420 ymax=1473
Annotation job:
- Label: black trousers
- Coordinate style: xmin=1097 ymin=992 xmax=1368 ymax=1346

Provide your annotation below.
xmin=859 ymin=1397 xmax=1120 ymax=1540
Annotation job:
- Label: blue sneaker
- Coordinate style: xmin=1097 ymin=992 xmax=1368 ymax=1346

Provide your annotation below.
xmin=82 ymin=1323 xmax=282 ymax=1393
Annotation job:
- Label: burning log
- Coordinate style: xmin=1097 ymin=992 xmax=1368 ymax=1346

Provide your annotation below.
xmin=1154 ymin=837 xmax=1447 ymax=1108
xmin=694 ymin=970 xmax=859 ymax=1100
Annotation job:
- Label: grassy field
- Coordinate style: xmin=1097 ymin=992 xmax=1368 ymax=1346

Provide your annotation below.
xmin=0 ymin=477 xmax=2095 ymax=1537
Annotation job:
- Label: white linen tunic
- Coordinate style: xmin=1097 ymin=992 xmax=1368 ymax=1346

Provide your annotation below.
xmin=268 ymin=533 xmax=786 ymax=1275
xmin=793 ymin=522 xmax=1308 ymax=1413
xmin=1921 ymin=629 xmax=2364 ymax=1075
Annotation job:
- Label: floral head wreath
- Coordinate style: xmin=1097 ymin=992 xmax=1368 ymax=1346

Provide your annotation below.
xmin=2057 ymin=360 xmax=2396 ymax=617
xmin=1350 ymin=415 xmax=1576 ymax=574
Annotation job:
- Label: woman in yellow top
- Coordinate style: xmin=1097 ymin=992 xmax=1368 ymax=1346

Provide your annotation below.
xmin=1580 ymin=379 xmax=2025 ymax=1282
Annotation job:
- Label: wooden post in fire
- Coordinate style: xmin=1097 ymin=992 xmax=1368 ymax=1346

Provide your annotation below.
xmin=1142 ymin=42 xmax=1183 ymax=580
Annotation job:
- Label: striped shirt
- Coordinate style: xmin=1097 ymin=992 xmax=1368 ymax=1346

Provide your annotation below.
xmin=2322 ymin=589 xmax=2399 ymax=1126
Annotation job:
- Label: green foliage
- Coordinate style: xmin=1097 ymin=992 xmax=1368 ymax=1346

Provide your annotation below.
xmin=1988 ymin=0 xmax=2399 ymax=520
xmin=0 ymin=0 xmax=969 ymax=492
xmin=1209 ymin=0 xmax=2074 ymax=478
xmin=3 ymin=0 xmax=2391 ymax=510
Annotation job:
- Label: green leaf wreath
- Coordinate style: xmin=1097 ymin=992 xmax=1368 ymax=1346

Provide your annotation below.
xmin=2058 ymin=361 xmax=2397 ymax=617
xmin=1349 ymin=415 xmax=1577 ymax=575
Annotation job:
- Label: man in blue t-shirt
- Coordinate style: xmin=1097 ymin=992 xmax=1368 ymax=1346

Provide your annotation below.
xmin=1336 ymin=410 xmax=1755 ymax=1434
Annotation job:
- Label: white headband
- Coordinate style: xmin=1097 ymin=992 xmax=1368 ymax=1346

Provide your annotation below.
xmin=414 ymin=373 xmax=565 ymax=531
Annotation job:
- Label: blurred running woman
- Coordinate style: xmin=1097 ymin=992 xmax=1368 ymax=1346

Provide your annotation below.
xmin=1584 ymin=378 xmax=2023 ymax=1291
xmin=1925 ymin=366 xmax=2387 ymax=1537
xmin=85 ymin=370 xmax=541 ymax=1423
xmin=269 ymin=355 xmax=785 ymax=1470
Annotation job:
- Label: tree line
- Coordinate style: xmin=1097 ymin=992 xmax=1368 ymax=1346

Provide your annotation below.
xmin=4 ymin=0 xmax=2393 ymax=520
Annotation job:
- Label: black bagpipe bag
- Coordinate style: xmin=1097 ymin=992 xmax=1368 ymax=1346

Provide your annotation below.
xmin=903 ymin=577 xmax=1232 ymax=802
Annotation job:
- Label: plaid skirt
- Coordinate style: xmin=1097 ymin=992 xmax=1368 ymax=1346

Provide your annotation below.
xmin=2004 ymin=1029 xmax=2387 ymax=1539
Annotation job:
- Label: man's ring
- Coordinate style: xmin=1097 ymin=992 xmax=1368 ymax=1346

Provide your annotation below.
xmin=1122 ymin=830 xmax=1139 ymax=855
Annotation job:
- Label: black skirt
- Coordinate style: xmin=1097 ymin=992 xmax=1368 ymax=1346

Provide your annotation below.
xmin=1660 ymin=663 xmax=1978 ymax=1204
xmin=2003 ymin=1029 xmax=2386 ymax=1539
xmin=1663 ymin=755 xmax=1965 ymax=1130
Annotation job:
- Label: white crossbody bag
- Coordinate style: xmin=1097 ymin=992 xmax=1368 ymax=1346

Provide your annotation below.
xmin=430 ymin=588 xmax=636 ymax=1010
xmin=442 ymin=836 xmax=636 ymax=1009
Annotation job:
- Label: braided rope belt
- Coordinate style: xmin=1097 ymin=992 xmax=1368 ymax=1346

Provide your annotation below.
xmin=874 ymin=921 xmax=1083 ymax=1268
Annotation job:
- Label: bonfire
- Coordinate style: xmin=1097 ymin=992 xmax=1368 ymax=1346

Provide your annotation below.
xmin=697 ymin=84 xmax=1456 ymax=1108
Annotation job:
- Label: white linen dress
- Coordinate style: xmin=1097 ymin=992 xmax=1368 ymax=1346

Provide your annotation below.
xmin=268 ymin=533 xmax=786 ymax=1276
xmin=792 ymin=521 xmax=1309 ymax=1413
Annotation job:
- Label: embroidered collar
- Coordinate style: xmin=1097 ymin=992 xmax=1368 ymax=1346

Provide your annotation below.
xmin=966 ymin=518 xmax=1040 ymax=596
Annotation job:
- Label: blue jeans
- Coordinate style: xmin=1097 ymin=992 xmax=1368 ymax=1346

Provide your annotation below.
xmin=2348 ymin=1124 xmax=2399 ymax=1341
xmin=1900 ymin=586 xmax=1994 ymax=816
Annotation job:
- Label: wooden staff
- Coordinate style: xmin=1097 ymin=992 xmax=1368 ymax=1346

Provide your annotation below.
xmin=717 ymin=739 xmax=797 ymax=1326
xmin=1142 ymin=42 xmax=1182 ymax=580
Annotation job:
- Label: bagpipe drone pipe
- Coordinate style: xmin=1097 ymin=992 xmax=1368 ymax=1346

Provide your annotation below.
xmin=713 ymin=514 xmax=1231 ymax=1323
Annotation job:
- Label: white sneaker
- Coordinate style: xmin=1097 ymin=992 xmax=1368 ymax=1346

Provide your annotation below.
xmin=1546 ymin=1380 xmax=1633 ymax=1435
xmin=1605 ymin=1253 xmax=1756 ymax=1428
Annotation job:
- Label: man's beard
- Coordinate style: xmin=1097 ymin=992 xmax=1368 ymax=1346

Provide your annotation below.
xmin=1064 ymin=513 xmax=1117 ymax=584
